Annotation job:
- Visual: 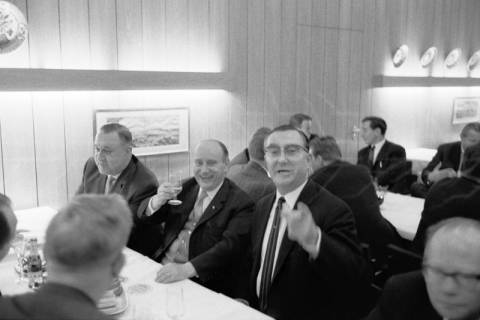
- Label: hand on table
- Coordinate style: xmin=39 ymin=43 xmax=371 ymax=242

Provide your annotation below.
xmin=428 ymin=163 xmax=456 ymax=183
xmin=155 ymin=262 xmax=196 ymax=283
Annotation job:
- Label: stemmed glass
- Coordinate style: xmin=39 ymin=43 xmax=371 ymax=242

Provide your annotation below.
xmin=373 ymin=178 xmax=388 ymax=205
xmin=166 ymin=285 xmax=185 ymax=320
xmin=167 ymin=172 xmax=184 ymax=206
xmin=10 ymin=233 xmax=26 ymax=283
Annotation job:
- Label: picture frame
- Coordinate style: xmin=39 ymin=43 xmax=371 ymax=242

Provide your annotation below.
xmin=452 ymin=97 xmax=480 ymax=124
xmin=94 ymin=108 xmax=189 ymax=156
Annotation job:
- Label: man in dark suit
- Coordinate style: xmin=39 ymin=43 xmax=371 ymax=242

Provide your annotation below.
xmin=228 ymin=127 xmax=275 ymax=202
xmin=411 ymin=143 xmax=480 ymax=253
xmin=309 ymin=136 xmax=402 ymax=261
xmin=411 ymin=122 xmax=480 ymax=198
xmin=249 ymin=125 xmax=370 ymax=320
xmin=0 ymin=193 xmax=16 ymax=263
xmin=357 ymin=116 xmax=408 ymax=191
xmin=142 ymin=140 xmax=254 ymax=297
xmin=76 ymin=123 xmax=158 ymax=253
xmin=289 ymin=113 xmax=319 ymax=142
xmin=368 ymin=217 xmax=480 ymax=320
xmin=0 ymin=194 xmax=132 ymax=320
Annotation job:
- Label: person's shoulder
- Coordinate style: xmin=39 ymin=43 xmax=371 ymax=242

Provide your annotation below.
xmin=439 ymin=141 xmax=461 ymax=151
xmin=385 ymin=140 xmax=405 ymax=151
xmin=225 ymin=178 xmax=254 ymax=203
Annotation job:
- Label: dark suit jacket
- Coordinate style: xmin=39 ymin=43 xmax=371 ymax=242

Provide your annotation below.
xmin=76 ymin=155 xmax=158 ymax=252
xmin=227 ymin=161 xmax=275 ymax=203
xmin=411 ymin=177 xmax=480 ymax=254
xmin=357 ymin=140 xmax=407 ymax=189
xmin=0 ymin=282 xmax=111 ymax=320
xmin=145 ymin=177 xmax=254 ymax=296
xmin=367 ymin=271 xmax=442 ymax=320
xmin=311 ymin=161 xmax=402 ymax=256
xmin=249 ymin=180 xmax=371 ymax=320
xmin=421 ymin=141 xmax=462 ymax=184
xmin=229 ymin=148 xmax=250 ymax=167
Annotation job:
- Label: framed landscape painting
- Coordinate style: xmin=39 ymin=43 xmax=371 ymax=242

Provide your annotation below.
xmin=452 ymin=97 xmax=480 ymax=124
xmin=95 ymin=108 xmax=189 ymax=156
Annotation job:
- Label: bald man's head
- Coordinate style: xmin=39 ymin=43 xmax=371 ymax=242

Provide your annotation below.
xmin=193 ymin=140 xmax=229 ymax=191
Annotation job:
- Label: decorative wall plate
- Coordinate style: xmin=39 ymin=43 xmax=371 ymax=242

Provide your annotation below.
xmin=420 ymin=47 xmax=438 ymax=67
xmin=392 ymin=45 xmax=409 ymax=67
xmin=445 ymin=48 xmax=462 ymax=68
xmin=467 ymin=50 xmax=480 ymax=71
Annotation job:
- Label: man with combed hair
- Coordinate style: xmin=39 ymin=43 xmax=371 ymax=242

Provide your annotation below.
xmin=142 ymin=139 xmax=254 ymax=297
xmin=228 ymin=127 xmax=275 ymax=202
xmin=368 ymin=217 xmax=480 ymax=320
xmin=411 ymin=122 xmax=480 ymax=198
xmin=77 ymin=122 xmax=158 ymax=253
xmin=357 ymin=116 xmax=408 ymax=191
xmin=248 ymin=125 xmax=370 ymax=320
xmin=289 ymin=113 xmax=318 ymax=142
xmin=0 ymin=193 xmax=16 ymax=262
xmin=309 ymin=136 xmax=402 ymax=262
xmin=0 ymin=194 xmax=132 ymax=320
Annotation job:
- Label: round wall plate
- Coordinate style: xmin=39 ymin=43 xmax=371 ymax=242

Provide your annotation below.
xmin=445 ymin=48 xmax=462 ymax=68
xmin=0 ymin=1 xmax=28 ymax=54
xmin=392 ymin=45 xmax=409 ymax=67
xmin=467 ymin=50 xmax=480 ymax=71
xmin=420 ymin=47 xmax=437 ymax=68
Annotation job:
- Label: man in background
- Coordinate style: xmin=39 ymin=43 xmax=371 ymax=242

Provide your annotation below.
xmin=411 ymin=122 xmax=480 ymax=198
xmin=76 ymin=123 xmax=158 ymax=253
xmin=0 ymin=194 xmax=132 ymax=320
xmin=289 ymin=113 xmax=318 ymax=142
xmin=368 ymin=217 xmax=480 ymax=320
xmin=249 ymin=125 xmax=370 ymax=320
xmin=309 ymin=136 xmax=402 ymax=261
xmin=228 ymin=127 xmax=275 ymax=202
xmin=0 ymin=194 xmax=16 ymax=262
xmin=357 ymin=116 xmax=409 ymax=192
xmin=143 ymin=140 xmax=253 ymax=297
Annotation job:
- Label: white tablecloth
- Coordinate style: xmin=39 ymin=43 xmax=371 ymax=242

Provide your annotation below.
xmin=1 ymin=207 xmax=273 ymax=320
xmin=380 ymin=192 xmax=424 ymax=240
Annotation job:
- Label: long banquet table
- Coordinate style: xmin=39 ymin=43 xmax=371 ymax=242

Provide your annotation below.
xmin=0 ymin=207 xmax=273 ymax=320
xmin=380 ymin=192 xmax=424 ymax=240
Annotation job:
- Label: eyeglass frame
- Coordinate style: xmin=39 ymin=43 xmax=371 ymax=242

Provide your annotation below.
xmin=422 ymin=263 xmax=480 ymax=289
xmin=264 ymin=144 xmax=309 ymax=159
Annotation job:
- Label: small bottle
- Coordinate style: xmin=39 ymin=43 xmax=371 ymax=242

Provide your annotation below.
xmin=23 ymin=237 xmax=43 ymax=289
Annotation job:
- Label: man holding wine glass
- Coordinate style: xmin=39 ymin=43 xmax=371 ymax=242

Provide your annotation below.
xmin=143 ymin=140 xmax=254 ymax=297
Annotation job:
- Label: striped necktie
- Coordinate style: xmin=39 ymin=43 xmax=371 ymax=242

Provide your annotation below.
xmin=104 ymin=175 xmax=116 ymax=194
xmin=259 ymin=196 xmax=285 ymax=312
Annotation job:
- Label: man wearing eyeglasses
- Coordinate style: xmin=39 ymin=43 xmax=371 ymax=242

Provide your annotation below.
xmin=368 ymin=217 xmax=480 ymax=320
xmin=248 ymin=125 xmax=371 ymax=320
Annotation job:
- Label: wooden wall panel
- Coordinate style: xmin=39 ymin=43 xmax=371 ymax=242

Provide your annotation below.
xmin=165 ymin=0 xmax=189 ymax=70
xmin=116 ymin=0 xmax=144 ymax=70
xmin=295 ymin=0 xmax=312 ymax=115
xmin=88 ymin=0 xmax=118 ymax=69
xmin=188 ymin=0 xmax=210 ymax=71
xmin=142 ymin=0 xmax=167 ymax=70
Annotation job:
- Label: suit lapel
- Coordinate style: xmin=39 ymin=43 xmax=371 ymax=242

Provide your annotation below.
xmin=196 ymin=180 xmax=229 ymax=227
xmin=271 ymin=180 xmax=318 ymax=281
xmin=374 ymin=141 xmax=389 ymax=168
xmin=252 ymin=194 xmax=277 ymax=276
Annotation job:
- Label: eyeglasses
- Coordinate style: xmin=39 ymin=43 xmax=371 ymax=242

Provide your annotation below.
xmin=423 ymin=264 xmax=480 ymax=289
xmin=264 ymin=144 xmax=308 ymax=159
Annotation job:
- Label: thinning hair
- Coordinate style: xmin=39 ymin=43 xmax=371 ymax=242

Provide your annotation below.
xmin=362 ymin=116 xmax=387 ymax=135
xmin=461 ymin=142 xmax=480 ymax=182
xmin=424 ymin=217 xmax=480 ymax=260
xmin=0 ymin=194 xmax=13 ymax=249
xmin=289 ymin=113 xmax=312 ymax=129
xmin=309 ymin=135 xmax=342 ymax=161
xmin=44 ymin=194 xmax=132 ymax=269
xmin=266 ymin=125 xmax=309 ymax=149
xmin=461 ymin=122 xmax=480 ymax=137
xmin=201 ymin=139 xmax=230 ymax=163
xmin=99 ymin=123 xmax=133 ymax=145
xmin=248 ymin=127 xmax=272 ymax=161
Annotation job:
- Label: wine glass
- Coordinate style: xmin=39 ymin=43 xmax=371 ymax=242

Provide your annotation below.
xmin=167 ymin=172 xmax=183 ymax=206
xmin=166 ymin=285 xmax=185 ymax=320
xmin=373 ymin=178 xmax=388 ymax=205
xmin=11 ymin=233 xmax=26 ymax=283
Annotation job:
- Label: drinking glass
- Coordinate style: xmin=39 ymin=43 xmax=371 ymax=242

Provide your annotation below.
xmin=167 ymin=172 xmax=183 ymax=206
xmin=374 ymin=179 xmax=388 ymax=205
xmin=10 ymin=233 xmax=26 ymax=282
xmin=166 ymin=285 xmax=185 ymax=320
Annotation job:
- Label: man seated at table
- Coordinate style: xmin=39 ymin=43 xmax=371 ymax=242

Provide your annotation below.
xmin=367 ymin=217 xmax=480 ymax=320
xmin=143 ymin=140 xmax=254 ymax=297
xmin=357 ymin=116 xmax=410 ymax=192
xmin=0 ymin=194 xmax=132 ymax=320
xmin=248 ymin=125 xmax=371 ymax=320
xmin=309 ymin=136 xmax=402 ymax=261
xmin=0 ymin=194 xmax=17 ymax=296
xmin=76 ymin=123 xmax=158 ymax=253
xmin=411 ymin=122 xmax=480 ymax=198
xmin=411 ymin=143 xmax=480 ymax=253
xmin=227 ymin=127 xmax=275 ymax=202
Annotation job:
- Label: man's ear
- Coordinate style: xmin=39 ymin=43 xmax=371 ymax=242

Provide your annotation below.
xmin=111 ymin=252 xmax=125 ymax=278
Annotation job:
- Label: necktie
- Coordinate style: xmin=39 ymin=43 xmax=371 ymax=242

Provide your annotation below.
xmin=457 ymin=150 xmax=464 ymax=177
xmin=367 ymin=145 xmax=375 ymax=168
xmin=104 ymin=175 xmax=116 ymax=194
xmin=259 ymin=197 xmax=285 ymax=312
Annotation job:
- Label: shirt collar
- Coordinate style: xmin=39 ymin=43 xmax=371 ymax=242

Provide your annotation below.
xmin=199 ymin=180 xmax=224 ymax=200
xmin=372 ymin=138 xmax=386 ymax=150
xmin=275 ymin=180 xmax=308 ymax=209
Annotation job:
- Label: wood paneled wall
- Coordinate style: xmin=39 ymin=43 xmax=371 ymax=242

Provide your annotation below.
xmin=0 ymin=0 xmax=479 ymax=209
